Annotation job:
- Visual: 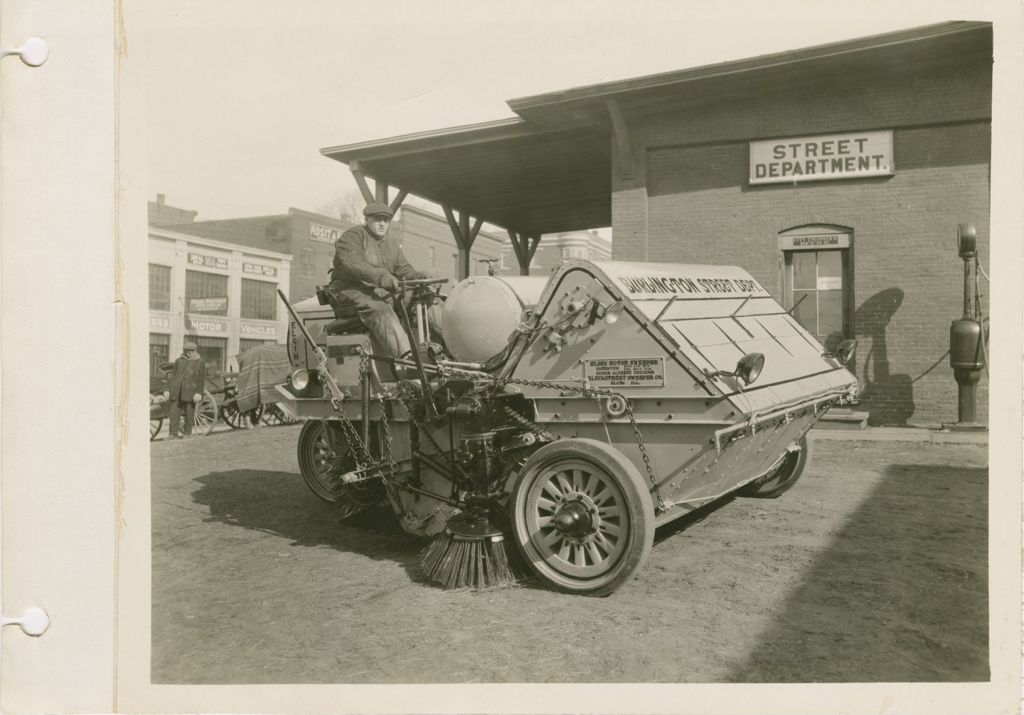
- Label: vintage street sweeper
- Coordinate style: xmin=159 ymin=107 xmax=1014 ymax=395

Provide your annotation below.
xmin=276 ymin=260 xmax=859 ymax=596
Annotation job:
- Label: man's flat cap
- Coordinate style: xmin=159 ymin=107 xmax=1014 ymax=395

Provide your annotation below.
xmin=362 ymin=202 xmax=394 ymax=218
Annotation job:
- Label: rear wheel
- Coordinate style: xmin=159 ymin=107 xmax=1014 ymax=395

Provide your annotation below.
xmin=221 ymin=401 xmax=262 ymax=428
xmin=261 ymin=403 xmax=296 ymax=426
xmin=739 ymin=435 xmax=811 ymax=498
xmin=509 ymin=438 xmax=654 ymax=597
xmin=193 ymin=390 xmax=218 ymax=436
xmin=296 ymin=420 xmax=385 ymax=510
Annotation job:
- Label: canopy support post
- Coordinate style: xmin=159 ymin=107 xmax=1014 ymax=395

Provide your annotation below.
xmin=442 ymin=205 xmax=482 ymax=280
xmin=507 ymin=229 xmax=540 ymax=275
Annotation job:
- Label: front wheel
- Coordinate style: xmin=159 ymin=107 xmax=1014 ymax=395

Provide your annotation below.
xmin=509 ymin=438 xmax=654 ymax=597
xmin=739 ymin=435 xmax=811 ymax=499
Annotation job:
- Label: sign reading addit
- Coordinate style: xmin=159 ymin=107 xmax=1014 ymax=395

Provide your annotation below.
xmin=750 ymin=130 xmax=893 ymax=185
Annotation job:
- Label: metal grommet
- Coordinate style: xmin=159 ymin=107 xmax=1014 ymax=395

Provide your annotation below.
xmin=605 ymin=394 xmax=628 ymax=418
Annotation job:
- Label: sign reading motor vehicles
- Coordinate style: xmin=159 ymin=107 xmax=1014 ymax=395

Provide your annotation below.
xmin=750 ymin=130 xmax=893 ymax=184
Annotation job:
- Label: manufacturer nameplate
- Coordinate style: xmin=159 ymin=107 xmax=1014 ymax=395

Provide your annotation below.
xmin=585 ymin=357 xmax=665 ymax=387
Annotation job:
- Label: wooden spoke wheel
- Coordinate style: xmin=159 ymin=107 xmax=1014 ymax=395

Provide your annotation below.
xmin=260 ymin=403 xmax=296 ymax=426
xmin=739 ymin=435 xmax=811 ymax=499
xmin=192 ymin=390 xmax=218 ymax=437
xmin=296 ymin=420 xmax=385 ymax=508
xmin=221 ymin=402 xmax=262 ymax=429
xmin=509 ymin=438 xmax=654 ymax=597
xmin=150 ymin=417 xmax=163 ymax=441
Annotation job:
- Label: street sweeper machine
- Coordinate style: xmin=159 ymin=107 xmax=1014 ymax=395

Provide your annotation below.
xmin=275 ymin=259 xmax=859 ymax=596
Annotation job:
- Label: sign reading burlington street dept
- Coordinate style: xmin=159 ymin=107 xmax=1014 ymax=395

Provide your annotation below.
xmin=606 ymin=266 xmax=770 ymax=301
xmin=750 ymin=130 xmax=893 ymax=184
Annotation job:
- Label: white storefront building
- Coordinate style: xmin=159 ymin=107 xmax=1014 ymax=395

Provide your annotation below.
xmin=148 ymin=227 xmax=292 ymax=380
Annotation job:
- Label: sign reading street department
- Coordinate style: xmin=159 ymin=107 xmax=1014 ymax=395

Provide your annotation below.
xmin=585 ymin=357 xmax=665 ymax=387
xmin=750 ymin=130 xmax=893 ymax=184
xmin=309 ymin=223 xmax=343 ymax=244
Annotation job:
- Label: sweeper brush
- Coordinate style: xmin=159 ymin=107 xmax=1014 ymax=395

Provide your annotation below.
xmin=279 ymin=260 xmax=860 ymax=596
xmin=419 ymin=513 xmax=516 ymax=590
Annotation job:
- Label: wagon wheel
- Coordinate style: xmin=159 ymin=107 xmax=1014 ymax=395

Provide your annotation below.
xmin=509 ymin=438 xmax=655 ymax=597
xmin=192 ymin=390 xmax=218 ymax=436
xmin=296 ymin=420 xmax=385 ymax=510
xmin=150 ymin=418 xmax=163 ymax=441
xmin=261 ymin=403 xmax=296 ymax=426
xmin=739 ymin=435 xmax=811 ymax=499
xmin=221 ymin=401 xmax=262 ymax=429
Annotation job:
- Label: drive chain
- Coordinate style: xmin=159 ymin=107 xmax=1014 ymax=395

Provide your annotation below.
xmin=443 ymin=367 xmax=669 ymax=514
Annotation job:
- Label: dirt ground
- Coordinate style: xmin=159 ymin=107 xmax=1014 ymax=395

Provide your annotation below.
xmin=150 ymin=425 xmax=988 ymax=684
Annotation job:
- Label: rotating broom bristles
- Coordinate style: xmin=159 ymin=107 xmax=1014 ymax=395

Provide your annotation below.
xmin=420 ymin=514 xmax=517 ymax=590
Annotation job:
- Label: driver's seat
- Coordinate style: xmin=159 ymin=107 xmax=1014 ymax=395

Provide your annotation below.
xmin=315 ymin=286 xmax=366 ymax=335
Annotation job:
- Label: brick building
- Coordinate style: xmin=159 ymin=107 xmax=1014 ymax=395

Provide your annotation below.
xmin=159 ymin=202 xmax=504 ymax=302
xmin=501 ymin=230 xmax=612 ymax=275
xmin=323 ymin=22 xmax=991 ymax=427
xmin=148 ymin=227 xmax=292 ymax=379
xmin=570 ymin=24 xmax=992 ymax=426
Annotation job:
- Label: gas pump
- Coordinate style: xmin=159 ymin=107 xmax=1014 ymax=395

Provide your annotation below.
xmin=946 ymin=223 xmax=987 ymax=430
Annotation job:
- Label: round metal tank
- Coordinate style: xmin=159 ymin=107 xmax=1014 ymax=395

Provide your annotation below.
xmin=442 ymin=275 xmax=549 ymax=362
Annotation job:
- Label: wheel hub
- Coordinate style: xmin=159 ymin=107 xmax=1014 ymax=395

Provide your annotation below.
xmin=552 ymin=492 xmax=600 ymax=542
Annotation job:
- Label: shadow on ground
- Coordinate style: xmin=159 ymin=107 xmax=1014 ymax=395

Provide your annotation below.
xmin=728 ymin=462 xmax=988 ymax=682
xmin=188 ymin=470 xmax=553 ymax=590
xmin=190 ymin=469 xmax=420 ymax=561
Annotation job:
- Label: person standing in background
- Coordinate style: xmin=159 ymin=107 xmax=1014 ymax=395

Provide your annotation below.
xmin=164 ymin=341 xmax=206 ymax=439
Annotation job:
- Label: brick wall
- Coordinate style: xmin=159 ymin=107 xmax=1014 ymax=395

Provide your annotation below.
xmin=612 ymin=58 xmax=991 ymax=426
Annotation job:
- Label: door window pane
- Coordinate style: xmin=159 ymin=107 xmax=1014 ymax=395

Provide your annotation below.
xmin=791 ymin=291 xmax=817 ymax=333
xmin=817 ymin=251 xmax=842 ymax=278
xmin=817 ymin=291 xmax=844 ymax=343
xmin=791 ymin=252 xmax=817 ymax=290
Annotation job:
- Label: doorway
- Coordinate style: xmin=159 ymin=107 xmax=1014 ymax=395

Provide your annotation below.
xmin=779 ymin=226 xmax=853 ymax=351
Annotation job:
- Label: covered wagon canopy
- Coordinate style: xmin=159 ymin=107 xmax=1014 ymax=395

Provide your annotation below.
xmin=320 ymin=21 xmax=990 ymax=278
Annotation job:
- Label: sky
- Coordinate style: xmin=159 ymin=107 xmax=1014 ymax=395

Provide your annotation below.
xmin=138 ymin=0 xmax=1000 ymax=225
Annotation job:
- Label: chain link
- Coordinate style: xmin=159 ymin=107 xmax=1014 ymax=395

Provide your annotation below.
xmin=323 ymin=352 xmax=669 ymax=514
xmin=441 ymin=367 xmax=669 ymax=513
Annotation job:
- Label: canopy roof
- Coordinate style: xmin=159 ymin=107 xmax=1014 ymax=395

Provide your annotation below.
xmin=321 ymin=22 xmax=990 ymax=238
xmin=321 ymin=119 xmax=611 ymax=236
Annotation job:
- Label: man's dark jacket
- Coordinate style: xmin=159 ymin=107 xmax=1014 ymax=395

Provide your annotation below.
xmin=167 ymin=356 xmax=206 ymax=400
xmin=329 ymin=225 xmax=425 ymax=291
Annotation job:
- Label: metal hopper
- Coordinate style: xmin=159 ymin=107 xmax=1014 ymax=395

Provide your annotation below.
xmin=497 ymin=259 xmax=860 ymax=525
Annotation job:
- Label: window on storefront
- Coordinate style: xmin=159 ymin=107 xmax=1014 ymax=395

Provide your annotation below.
xmin=185 ymin=270 xmax=229 ymax=315
xmin=299 ymin=248 xmax=316 ymax=278
xmin=239 ymin=338 xmax=277 ymax=353
xmin=780 ymin=226 xmax=853 ymax=353
xmin=185 ymin=335 xmax=227 ymax=377
xmin=241 ymin=279 xmax=277 ymax=320
xmin=149 ymin=264 xmax=171 ymax=310
xmin=149 ymin=333 xmax=170 ymax=387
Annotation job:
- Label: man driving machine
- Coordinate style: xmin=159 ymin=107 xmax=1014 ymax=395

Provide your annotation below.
xmin=327 ymin=201 xmax=440 ymax=359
